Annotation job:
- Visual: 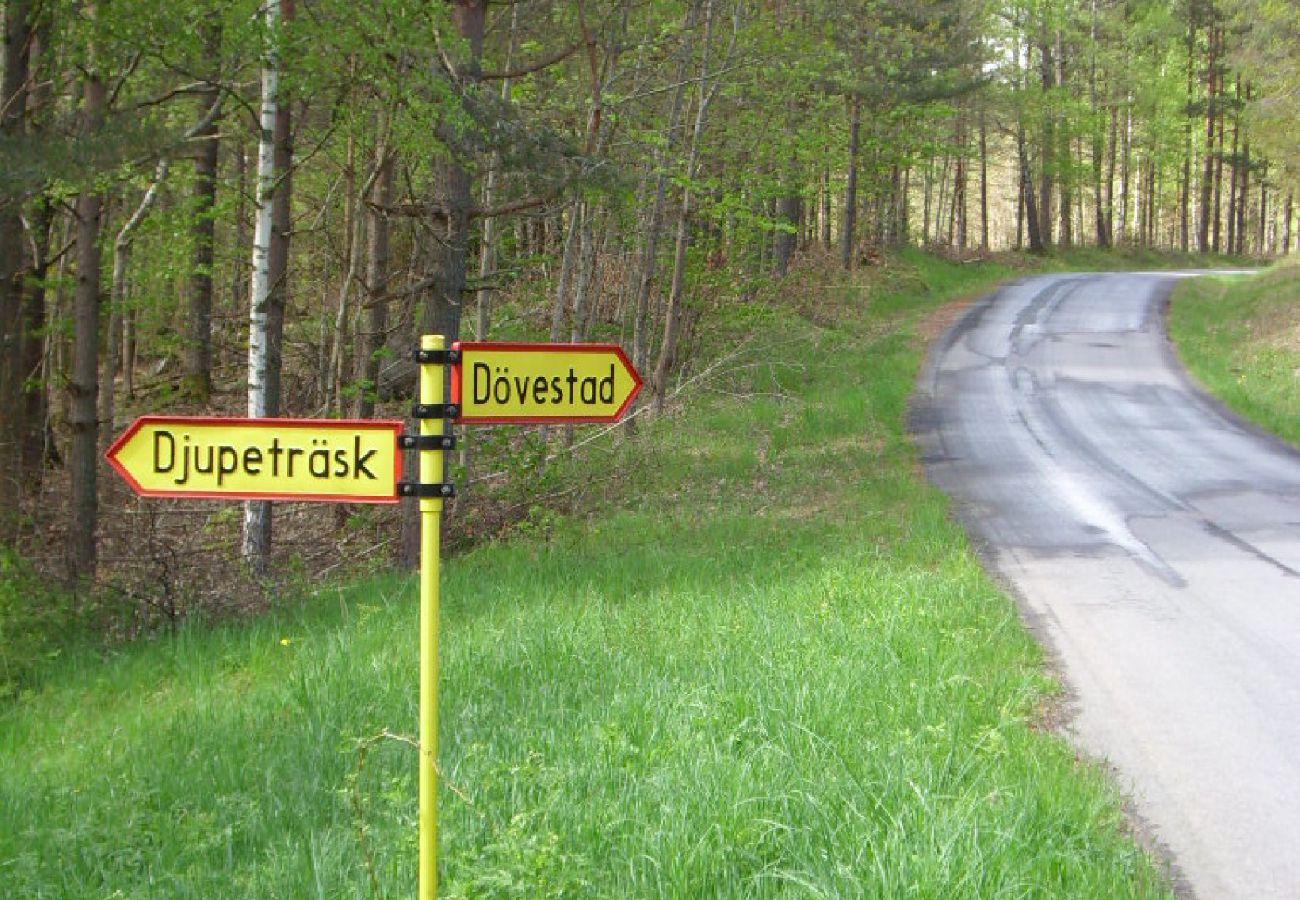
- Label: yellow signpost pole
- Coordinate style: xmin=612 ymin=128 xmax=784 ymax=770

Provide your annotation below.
xmin=418 ymin=335 xmax=446 ymax=900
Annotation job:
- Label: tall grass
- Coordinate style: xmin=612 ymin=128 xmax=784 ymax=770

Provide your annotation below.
xmin=1168 ymin=262 xmax=1300 ymax=446
xmin=1 ymin=251 xmax=1172 ymax=897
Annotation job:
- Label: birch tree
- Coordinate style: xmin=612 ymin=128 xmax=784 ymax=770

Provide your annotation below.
xmin=243 ymin=0 xmax=283 ymax=574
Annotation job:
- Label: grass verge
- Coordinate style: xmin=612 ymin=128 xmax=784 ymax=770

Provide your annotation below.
xmin=1168 ymin=261 xmax=1300 ymax=446
xmin=1 ymin=250 xmax=1173 ymax=897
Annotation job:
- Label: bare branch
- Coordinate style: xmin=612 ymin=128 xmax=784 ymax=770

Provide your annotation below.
xmin=481 ymin=40 xmax=584 ymax=81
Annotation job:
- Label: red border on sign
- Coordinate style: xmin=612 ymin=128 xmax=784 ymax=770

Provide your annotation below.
xmin=104 ymin=415 xmax=405 ymax=503
xmin=451 ymin=341 xmax=643 ymax=424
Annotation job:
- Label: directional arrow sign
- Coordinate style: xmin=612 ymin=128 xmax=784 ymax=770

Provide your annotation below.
xmin=105 ymin=416 xmax=404 ymax=502
xmin=451 ymin=341 xmax=642 ymax=424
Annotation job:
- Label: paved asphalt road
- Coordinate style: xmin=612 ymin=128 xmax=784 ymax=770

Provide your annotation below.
xmin=912 ymin=272 xmax=1300 ymax=899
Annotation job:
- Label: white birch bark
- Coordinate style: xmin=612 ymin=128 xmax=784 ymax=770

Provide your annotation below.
xmin=242 ymin=0 xmax=281 ymax=570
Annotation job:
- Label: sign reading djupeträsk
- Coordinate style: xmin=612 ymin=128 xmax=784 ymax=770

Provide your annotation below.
xmin=105 ymin=416 xmax=404 ymax=502
xmin=451 ymin=341 xmax=642 ymax=424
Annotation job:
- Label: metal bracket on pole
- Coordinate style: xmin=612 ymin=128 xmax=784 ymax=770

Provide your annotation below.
xmin=414 ymin=348 xmax=461 ymax=365
xmin=412 ymin=402 xmax=460 ymax=420
xmin=400 ymin=434 xmax=457 ymax=451
xmin=398 ymin=481 xmax=456 ymax=499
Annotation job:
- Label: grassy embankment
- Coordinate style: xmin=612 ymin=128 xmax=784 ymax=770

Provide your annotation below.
xmin=1168 ymin=260 xmax=1300 ymax=446
xmin=1 ymin=250 xmax=1174 ymax=898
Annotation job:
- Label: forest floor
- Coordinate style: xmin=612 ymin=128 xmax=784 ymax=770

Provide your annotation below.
xmin=2 ymin=247 xmax=1252 ymax=897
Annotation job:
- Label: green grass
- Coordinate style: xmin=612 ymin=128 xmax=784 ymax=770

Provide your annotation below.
xmin=1 ymin=251 xmax=1173 ymax=898
xmin=1168 ymin=261 xmax=1300 ymax=446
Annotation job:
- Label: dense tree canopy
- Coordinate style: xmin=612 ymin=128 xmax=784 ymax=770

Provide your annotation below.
xmin=0 ymin=0 xmax=1296 ymax=608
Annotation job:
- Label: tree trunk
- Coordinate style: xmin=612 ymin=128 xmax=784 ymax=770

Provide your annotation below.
xmin=183 ymin=28 xmax=221 ymax=402
xmin=550 ymin=206 xmax=581 ymax=342
xmin=20 ymin=196 xmax=51 ymax=482
xmin=1211 ymin=32 xmax=1225 ymax=253
xmin=68 ymin=63 xmax=107 ymax=582
xmin=1019 ymin=125 xmax=1044 ymax=253
xmin=630 ymin=0 xmax=700 ymax=386
xmin=402 ymin=0 xmax=487 ymax=569
xmin=979 ymin=106 xmax=989 ymax=252
xmin=1055 ymin=29 xmax=1070 ymax=248
xmin=773 ymin=190 xmax=799 ymax=277
xmin=328 ymin=135 xmax=370 ymax=414
xmin=1283 ymin=194 xmax=1293 ymax=256
xmin=419 ymin=0 xmax=484 ymax=344
xmin=819 ymin=168 xmax=831 ymax=248
xmin=840 ymin=97 xmax=861 ymax=268
xmin=1198 ymin=27 xmax=1217 ymax=252
xmin=243 ymin=0 xmax=284 ymax=575
xmin=103 ymin=161 xmax=171 ymax=450
xmin=953 ymin=106 xmax=967 ymax=252
xmin=474 ymin=1 xmax=518 ymax=343
xmin=1119 ymin=100 xmax=1131 ymax=245
xmin=0 ymin=0 xmax=32 ymax=541
xmin=1226 ymin=76 xmax=1240 ymax=255
xmin=1038 ymin=34 xmax=1054 ymax=249
xmin=1180 ymin=16 xmax=1195 ymax=252
xmin=354 ymin=141 xmax=395 ymax=419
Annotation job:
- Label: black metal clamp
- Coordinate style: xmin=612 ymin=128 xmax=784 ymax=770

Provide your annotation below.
xmin=400 ymin=434 xmax=457 ymax=451
xmin=414 ymin=348 xmax=461 ymax=365
xmin=397 ymin=482 xmax=456 ymax=499
xmin=411 ymin=402 xmax=460 ymax=420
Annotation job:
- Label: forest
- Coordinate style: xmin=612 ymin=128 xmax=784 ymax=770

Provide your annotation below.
xmin=1 ymin=0 xmax=1298 ymax=641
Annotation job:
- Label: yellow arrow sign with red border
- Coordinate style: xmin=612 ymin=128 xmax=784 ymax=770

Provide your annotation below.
xmin=451 ymin=341 xmax=642 ymax=424
xmin=105 ymin=416 xmax=403 ymax=502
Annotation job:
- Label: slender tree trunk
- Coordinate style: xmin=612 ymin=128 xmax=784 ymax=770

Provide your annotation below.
xmin=0 ymin=0 xmax=32 ymax=541
xmin=474 ymin=3 xmax=518 ymax=343
xmin=572 ymin=206 xmax=599 ymax=344
xmin=1055 ymin=29 xmax=1071 ymax=248
xmin=354 ymin=141 xmax=395 ymax=419
xmin=840 ymin=97 xmax=861 ymax=269
xmin=1283 ymin=194 xmax=1293 ymax=256
xmin=1180 ymin=16 xmax=1195 ymax=252
xmin=243 ymin=0 xmax=284 ymax=575
xmin=654 ymin=0 xmax=719 ymax=411
xmin=229 ymin=144 xmax=248 ymax=328
xmin=631 ymin=0 xmax=699 ymax=387
xmin=773 ymin=189 xmax=799 ymax=276
xmin=1089 ymin=0 xmax=1109 ymax=249
xmin=954 ymin=105 xmax=967 ymax=252
xmin=1198 ymin=27 xmax=1217 ymax=252
xmin=184 ymin=27 xmax=221 ymax=402
xmin=1120 ymin=100 xmax=1132 ymax=245
xmin=979 ymin=106 xmax=989 ymax=252
xmin=549 ymin=206 xmax=581 ymax=342
xmin=1019 ymin=125 xmax=1044 ymax=253
xmin=1256 ymin=179 xmax=1266 ymax=256
xmin=1105 ymin=104 xmax=1118 ymax=248
xmin=1226 ymin=76 xmax=1240 ymax=255
xmin=1038 ymin=34 xmax=1054 ymax=249
xmin=897 ymin=166 xmax=910 ymax=246
xmin=20 ymin=196 xmax=51 ymax=482
xmin=19 ymin=11 xmax=52 ymax=482
xmin=819 ymin=168 xmax=831 ymax=248
xmin=102 ymin=161 xmax=171 ymax=450
xmin=1211 ymin=32 xmax=1225 ymax=253
xmin=329 ymin=134 xmax=372 ymax=414
xmin=68 ymin=60 xmax=107 ymax=582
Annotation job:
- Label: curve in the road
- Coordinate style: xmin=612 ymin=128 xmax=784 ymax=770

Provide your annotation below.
xmin=912 ymin=272 xmax=1300 ymax=900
